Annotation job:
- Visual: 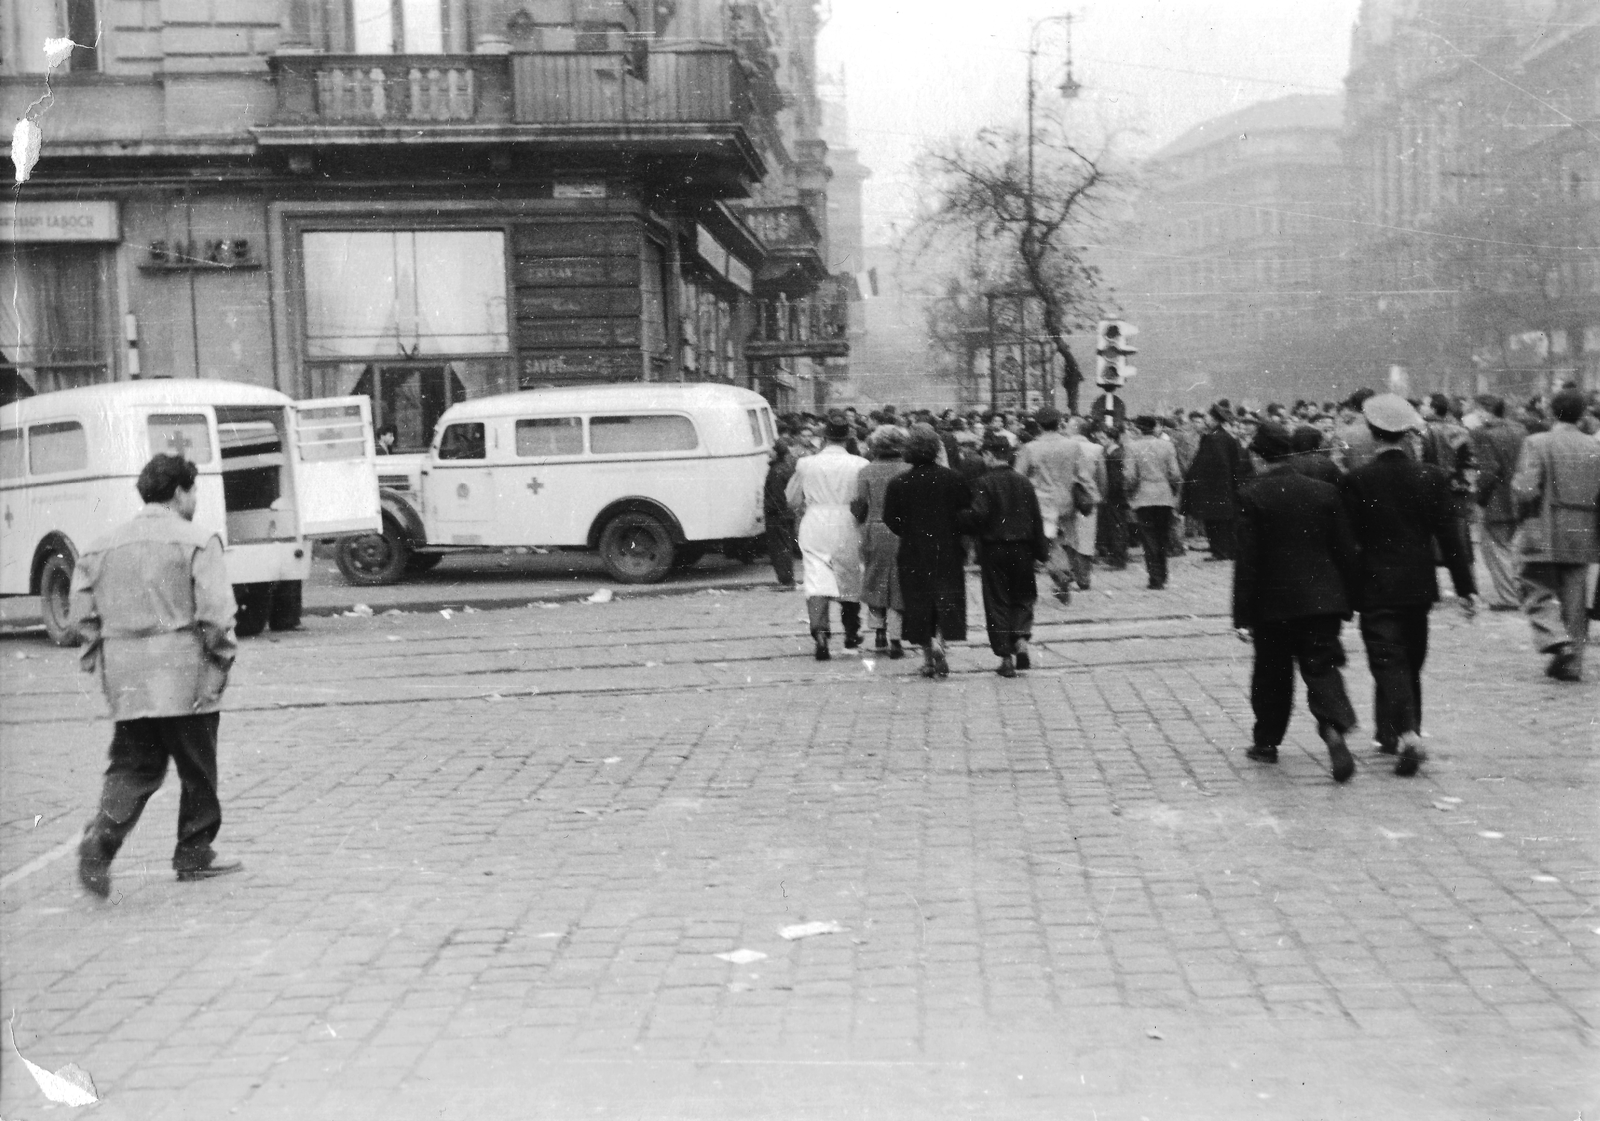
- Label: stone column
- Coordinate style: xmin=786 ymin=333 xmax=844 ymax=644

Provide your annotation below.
xmin=278 ymin=0 xmax=320 ymax=52
xmin=471 ymin=0 xmax=511 ymax=52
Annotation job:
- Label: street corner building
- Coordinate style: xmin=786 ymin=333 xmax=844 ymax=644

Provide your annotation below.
xmin=0 ymin=0 xmax=858 ymax=427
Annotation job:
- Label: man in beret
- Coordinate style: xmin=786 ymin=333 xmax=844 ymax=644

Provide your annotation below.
xmin=1235 ymin=423 xmax=1360 ymax=781
xmin=1339 ymin=395 xmax=1478 ymax=776
xmin=71 ymin=454 xmax=242 ymax=898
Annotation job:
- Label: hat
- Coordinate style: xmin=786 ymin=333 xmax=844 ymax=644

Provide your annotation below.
xmin=824 ymin=412 xmax=852 ymax=440
xmin=1208 ymin=403 xmax=1232 ymax=423
xmin=1362 ymin=393 xmax=1423 ymax=435
xmin=1133 ymin=415 xmax=1157 ymax=433
xmin=1249 ymin=421 xmax=1293 ymax=461
xmin=1034 ymin=405 xmax=1062 ymax=429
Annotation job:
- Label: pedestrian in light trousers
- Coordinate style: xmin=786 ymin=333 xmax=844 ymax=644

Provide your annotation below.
xmin=71 ymin=454 xmax=243 ymax=899
xmin=1124 ymin=415 xmax=1183 ymax=590
xmin=1509 ymin=389 xmax=1600 ymax=682
xmin=1467 ymin=394 xmax=1529 ymax=610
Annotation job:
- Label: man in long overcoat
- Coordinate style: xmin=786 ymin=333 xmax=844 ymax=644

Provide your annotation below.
xmin=1510 ymin=389 xmax=1600 ymax=681
xmin=1234 ymin=423 xmax=1361 ymax=782
xmin=852 ymin=425 xmax=911 ymax=659
xmin=1015 ymin=407 xmax=1099 ymax=603
xmin=1468 ymin=394 xmax=1528 ymax=609
xmin=71 ymin=454 xmax=241 ymax=898
xmin=1182 ymin=405 xmax=1247 ymax=560
xmin=883 ymin=424 xmax=972 ymax=678
xmin=786 ymin=413 xmax=868 ymax=660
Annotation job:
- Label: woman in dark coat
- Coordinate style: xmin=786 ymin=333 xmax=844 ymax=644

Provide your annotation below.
xmin=882 ymin=424 xmax=972 ymax=678
xmin=1182 ymin=406 xmax=1247 ymax=559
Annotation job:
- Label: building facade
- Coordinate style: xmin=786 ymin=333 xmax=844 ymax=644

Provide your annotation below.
xmin=0 ymin=0 xmax=846 ymax=430
xmin=1344 ymin=0 xmax=1600 ymax=397
xmin=1105 ymin=94 xmax=1353 ymax=410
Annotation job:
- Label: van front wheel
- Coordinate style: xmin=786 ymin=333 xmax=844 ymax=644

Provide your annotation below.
xmin=39 ymin=551 xmax=81 ymax=647
xmin=598 ymin=512 xmax=675 ymax=584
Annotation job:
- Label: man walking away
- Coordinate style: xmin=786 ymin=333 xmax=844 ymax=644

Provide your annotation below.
xmin=72 ymin=454 xmax=242 ymax=898
xmin=1182 ymin=405 xmax=1245 ymax=560
xmin=763 ymin=437 xmax=798 ymax=588
xmin=1289 ymin=426 xmax=1342 ymax=485
xmin=1234 ymin=423 xmax=1361 ymax=782
xmin=1467 ymin=394 xmax=1527 ymax=610
xmin=1510 ymin=389 xmax=1600 ymax=681
xmin=962 ymin=433 xmax=1050 ymax=677
xmin=883 ymin=425 xmax=973 ymax=679
xmin=852 ymin=425 xmax=911 ymax=660
xmin=786 ymin=412 xmax=869 ymax=660
xmin=1015 ymin=407 xmax=1099 ymax=604
xmin=1339 ymin=395 xmax=1478 ymax=777
xmin=1125 ymin=415 xmax=1183 ymax=590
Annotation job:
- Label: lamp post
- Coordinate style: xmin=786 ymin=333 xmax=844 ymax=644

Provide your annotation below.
xmin=1024 ymin=13 xmax=1081 ymax=408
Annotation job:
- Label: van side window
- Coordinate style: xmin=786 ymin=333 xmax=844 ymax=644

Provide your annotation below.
xmin=746 ymin=409 xmax=765 ymax=448
xmin=148 ymin=414 xmax=214 ymax=464
xmin=589 ymin=414 xmax=697 ymax=455
xmin=515 ymin=417 xmax=582 ymax=457
xmin=28 ymin=421 xmax=87 ymax=475
xmin=0 ymin=429 xmax=22 ymax=480
xmin=437 ymin=422 xmax=486 ymax=460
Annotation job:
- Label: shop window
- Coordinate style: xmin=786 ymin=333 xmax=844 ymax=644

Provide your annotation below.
xmin=437 ymin=422 xmax=485 ymax=460
xmin=589 ymin=414 xmax=697 ymax=454
xmin=0 ymin=429 xmax=22 ymax=480
xmin=515 ymin=417 xmax=583 ymax=457
xmin=28 ymin=420 xmax=87 ymax=475
xmin=148 ymin=414 xmax=214 ymax=464
xmin=302 ymin=230 xmax=507 ymax=359
xmin=0 ymin=246 xmax=110 ymax=392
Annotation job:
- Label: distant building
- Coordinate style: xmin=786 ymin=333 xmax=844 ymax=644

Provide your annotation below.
xmin=1106 ymin=94 xmax=1352 ymax=409
xmin=0 ymin=0 xmax=846 ymax=431
xmin=1344 ymin=0 xmax=1600 ymax=396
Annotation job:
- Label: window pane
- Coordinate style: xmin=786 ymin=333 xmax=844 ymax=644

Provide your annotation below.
xmin=295 ymin=404 xmax=367 ymax=462
xmin=0 ymin=429 xmax=22 ymax=479
xmin=437 ymin=422 xmax=485 ymax=460
xmin=303 ymin=231 xmax=508 ymax=359
xmin=148 ymin=414 xmax=214 ymax=464
xmin=29 ymin=421 xmax=87 ymax=475
xmin=0 ymin=245 xmax=108 ymax=391
xmin=589 ymin=415 xmax=698 ymax=455
xmin=515 ymin=417 xmax=582 ymax=457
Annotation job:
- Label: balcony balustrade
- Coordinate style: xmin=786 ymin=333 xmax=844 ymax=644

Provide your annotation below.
xmin=740 ymin=205 xmax=821 ymax=252
xmin=271 ymin=54 xmax=508 ymax=125
xmin=510 ymin=49 xmax=749 ymax=125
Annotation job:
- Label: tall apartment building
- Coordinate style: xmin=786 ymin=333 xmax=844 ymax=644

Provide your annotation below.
xmin=1106 ymin=94 xmax=1352 ymax=409
xmin=0 ymin=0 xmax=846 ymax=430
xmin=1344 ymin=0 xmax=1600 ymax=395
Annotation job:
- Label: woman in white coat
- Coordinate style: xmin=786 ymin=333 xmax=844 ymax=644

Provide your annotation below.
xmin=786 ymin=413 xmax=869 ymax=660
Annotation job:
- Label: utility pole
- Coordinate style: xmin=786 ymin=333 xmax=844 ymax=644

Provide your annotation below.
xmin=1024 ymin=13 xmax=1082 ymax=411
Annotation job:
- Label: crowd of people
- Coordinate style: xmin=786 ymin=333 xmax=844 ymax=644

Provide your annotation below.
xmin=762 ymin=386 xmax=1600 ymax=780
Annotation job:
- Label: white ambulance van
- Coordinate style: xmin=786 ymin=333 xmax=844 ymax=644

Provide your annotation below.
xmin=0 ymin=380 xmax=381 ymax=644
xmin=338 ymin=382 xmax=772 ymax=585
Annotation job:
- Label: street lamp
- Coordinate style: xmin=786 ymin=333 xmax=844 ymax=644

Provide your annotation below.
xmin=1025 ymin=13 xmax=1081 ymax=409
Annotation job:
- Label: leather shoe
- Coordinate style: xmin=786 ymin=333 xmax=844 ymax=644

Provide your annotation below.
xmin=175 ymin=856 xmax=242 ymax=883
xmin=78 ymin=839 xmax=110 ymax=899
xmin=1245 ymin=744 xmax=1278 ymax=764
xmin=1014 ymin=643 xmax=1030 ymax=671
xmin=1393 ymin=733 xmax=1426 ymax=778
xmin=1320 ymin=723 xmax=1355 ymax=783
xmin=996 ymin=655 xmax=1017 ymax=679
xmin=1546 ymin=648 xmax=1582 ymax=681
xmin=842 ymin=631 xmax=863 ymax=650
xmin=887 ymin=640 xmax=904 ymax=660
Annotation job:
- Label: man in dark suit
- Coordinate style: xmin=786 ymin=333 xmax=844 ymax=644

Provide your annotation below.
xmin=1234 ymin=423 xmax=1360 ymax=782
xmin=1288 ymin=425 xmax=1342 ymax=485
xmin=1339 ymin=395 xmax=1478 ymax=777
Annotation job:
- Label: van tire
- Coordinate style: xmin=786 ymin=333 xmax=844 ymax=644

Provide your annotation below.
xmin=39 ymin=551 xmax=81 ymax=647
xmin=235 ymin=584 xmax=271 ymax=638
xmin=335 ymin=519 xmax=410 ymax=586
xmin=598 ymin=512 xmax=675 ymax=584
xmin=268 ymin=580 xmax=302 ymax=631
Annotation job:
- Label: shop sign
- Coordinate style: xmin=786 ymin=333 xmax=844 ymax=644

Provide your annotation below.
xmin=519 ymin=350 xmax=641 ymax=384
xmin=0 ymin=200 xmax=119 ymax=242
xmin=696 ymin=225 xmax=753 ymax=294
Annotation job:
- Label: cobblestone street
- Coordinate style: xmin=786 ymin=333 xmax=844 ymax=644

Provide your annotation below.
xmin=1 ymin=557 xmax=1595 ymax=1119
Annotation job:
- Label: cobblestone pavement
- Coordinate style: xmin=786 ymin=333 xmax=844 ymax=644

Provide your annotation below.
xmin=1 ymin=555 xmax=1595 ymax=1119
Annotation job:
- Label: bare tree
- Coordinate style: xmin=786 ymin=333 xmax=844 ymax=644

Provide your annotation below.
xmin=906 ymin=124 xmax=1119 ymax=413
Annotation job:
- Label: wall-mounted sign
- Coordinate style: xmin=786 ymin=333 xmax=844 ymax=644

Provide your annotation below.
xmin=696 ymin=225 xmax=753 ymax=295
xmin=0 ymin=200 xmax=119 ymax=243
xmin=553 ymin=181 xmax=608 ymax=199
xmin=519 ymin=350 xmax=641 ymax=385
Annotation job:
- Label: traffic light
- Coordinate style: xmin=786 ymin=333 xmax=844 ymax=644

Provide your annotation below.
xmin=1095 ymin=320 xmax=1138 ymax=386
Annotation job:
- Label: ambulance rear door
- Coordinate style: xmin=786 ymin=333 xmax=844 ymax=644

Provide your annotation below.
xmin=288 ymin=396 xmax=381 ymax=538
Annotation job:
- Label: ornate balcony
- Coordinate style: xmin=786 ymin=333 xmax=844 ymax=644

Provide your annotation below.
xmin=740 ymin=204 xmax=828 ymax=292
xmin=745 ymin=278 xmax=851 ymax=361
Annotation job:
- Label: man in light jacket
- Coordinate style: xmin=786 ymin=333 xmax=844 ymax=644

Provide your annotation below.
xmin=1511 ymin=389 xmax=1600 ymax=681
xmin=71 ymin=454 xmax=241 ymax=899
xmin=1015 ymin=407 xmax=1100 ymax=605
xmin=1124 ymin=415 xmax=1183 ymax=590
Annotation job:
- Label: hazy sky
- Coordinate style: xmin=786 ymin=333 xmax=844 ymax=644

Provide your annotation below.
xmin=817 ymin=0 xmax=1366 ymax=243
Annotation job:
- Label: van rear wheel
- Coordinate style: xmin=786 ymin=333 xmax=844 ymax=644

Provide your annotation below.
xmin=39 ymin=551 xmax=81 ymax=647
xmin=336 ymin=519 xmax=410 ymax=586
xmin=598 ymin=512 xmax=675 ymax=584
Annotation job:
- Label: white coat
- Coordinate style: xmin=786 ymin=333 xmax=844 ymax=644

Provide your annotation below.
xmin=785 ymin=443 xmax=868 ymax=599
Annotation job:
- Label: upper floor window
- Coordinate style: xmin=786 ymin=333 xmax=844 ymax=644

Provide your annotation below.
xmin=350 ymin=0 xmax=456 ymax=53
xmin=6 ymin=0 xmax=99 ymax=73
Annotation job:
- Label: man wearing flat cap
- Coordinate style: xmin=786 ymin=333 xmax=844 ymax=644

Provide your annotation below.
xmin=1338 ymin=394 xmax=1477 ymax=777
xmin=1234 ymin=422 xmax=1361 ymax=782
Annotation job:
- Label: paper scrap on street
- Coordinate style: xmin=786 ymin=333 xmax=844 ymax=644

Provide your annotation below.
xmin=586 ymin=588 xmax=614 ymax=604
xmin=10 ymin=1015 xmax=98 ymax=1107
xmin=779 ymin=920 xmax=848 ymax=940
xmin=715 ymin=949 xmax=768 ymax=964
xmin=438 ymin=608 xmax=454 ymax=619
xmin=348 ymin=603 xmax=374 ymax=616
xmin=1145 ymin=1027 xmax=1164 ymax=1040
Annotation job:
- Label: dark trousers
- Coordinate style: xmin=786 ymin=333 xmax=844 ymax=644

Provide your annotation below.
xmin=979 ymin=541 xmax=1038 ymax=656
xmin=765 ymin=519 xmax=796 ymax=586
xmin=1250 ymin=615 xmax=1358 ymax=748
xmin=1097 ymin=504 xmax=1129 ymax=567
xmin=1359 ymin=607 xmax=1430 ymax=749
xmin=1135 ymin=507 xmax=1174 ymax=588
xmin=1204 ymin=518 xmax=1236 ymax=559
xmin=83 ymin=713 xmax=222 ymax=872
xmin=807 ymin=596 xmax=860 ymax=638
